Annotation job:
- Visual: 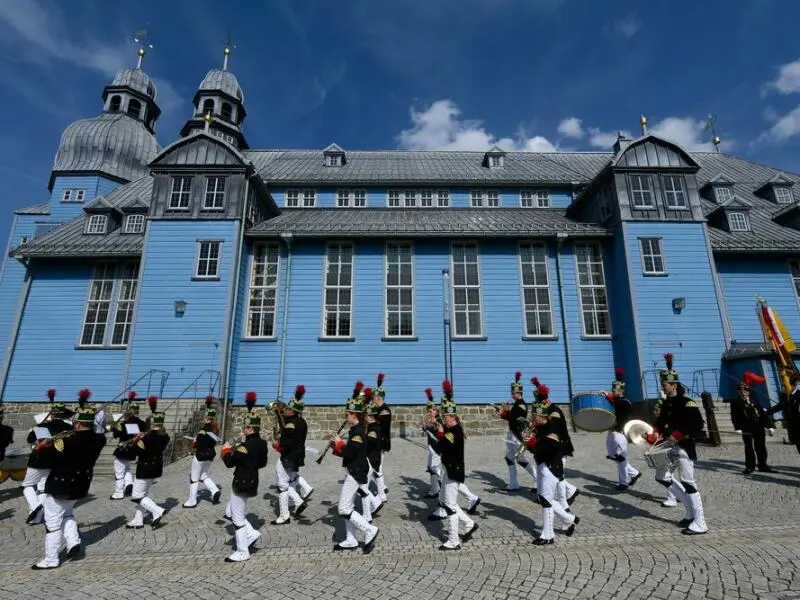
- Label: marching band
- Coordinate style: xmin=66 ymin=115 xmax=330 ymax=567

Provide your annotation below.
xmin=6 ymin=350 xmax=799 ymax=568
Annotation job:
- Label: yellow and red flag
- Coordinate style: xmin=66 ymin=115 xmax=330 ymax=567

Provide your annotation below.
xmin=756 ymin=297 xmax=798 ymax=395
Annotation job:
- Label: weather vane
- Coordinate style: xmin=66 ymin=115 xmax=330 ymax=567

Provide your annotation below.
xmin=639 ymin=114 xmax=648 ymax=136
xmin=705 ymin=114 xmax=722 ymax=153
xmin=222 ymin=28 xmax=236 ymax=71
xmin=133 ymin=27 xmax=154 ymax=69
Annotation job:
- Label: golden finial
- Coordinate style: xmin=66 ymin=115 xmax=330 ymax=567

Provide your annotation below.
xmin=222 ymin=28 xmax=236 ymax=71
xmin=133 ymin=28 xmax=153 ymax=69
xmin=705 ymin=114 xmax=722 ymax=153
xmin=639 ymin=114 xmax=648 ymax=135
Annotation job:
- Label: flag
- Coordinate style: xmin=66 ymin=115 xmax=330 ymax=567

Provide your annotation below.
xmin=134 ymin=29 xmax=148 ymax=42
xmin=757 ymin=298 xmax=798 ymax=396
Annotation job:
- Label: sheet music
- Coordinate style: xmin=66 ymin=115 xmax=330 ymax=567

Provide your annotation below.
xmin=305 ymin=447 xmax=319 ymax=454
xmin=33 ymin=412 xmax=48 ymax=425
xmin=125 ymin=424 xmax=140 ymax=435
xmin=207 ymin=432 xmax=221 ymax=442
xmin=111 ymin=413 xmax=123 ymax=422
xmin=33 ymin=427 xmax=51 ymax=440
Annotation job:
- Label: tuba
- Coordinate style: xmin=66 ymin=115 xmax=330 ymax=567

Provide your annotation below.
xmin=266 ymin=401 xmax=286 ymax=441
xmin=623 ymin=419 xmax=654 ymax=445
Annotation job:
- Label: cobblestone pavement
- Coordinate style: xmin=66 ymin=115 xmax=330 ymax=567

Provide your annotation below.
xmin=1 ymin=432 xmax=799 ymax=600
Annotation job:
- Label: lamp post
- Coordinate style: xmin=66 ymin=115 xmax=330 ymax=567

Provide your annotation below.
xmin=441 ymin=268 xmax=453 ymax=385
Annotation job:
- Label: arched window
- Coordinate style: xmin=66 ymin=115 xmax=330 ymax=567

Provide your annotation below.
xmin=109 ymin=95 xmax=121 ymax=112
xmin=203 ymin=99 xmax=215 ymax=114
xmin=127 ymin=99 xmax=142 ymax=118
xmin=221 ymin=102 xmax=232 ymax=121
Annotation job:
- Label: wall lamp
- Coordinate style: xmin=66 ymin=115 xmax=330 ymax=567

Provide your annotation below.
xmin=174 ymin=299 xmax=187 ymax=318
xmin=672 ymin=297 xmax=686 ymax=314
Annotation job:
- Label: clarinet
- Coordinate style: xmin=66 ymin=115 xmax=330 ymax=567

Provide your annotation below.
xmin=315 ymin=419 xmax=348 ymax=464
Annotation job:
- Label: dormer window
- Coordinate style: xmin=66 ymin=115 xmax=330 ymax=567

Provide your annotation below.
xmin=662 ymin=175 xmax=688 ymax=209
xmin=326 ymin=154 xmax=342 ymax=167
xmin=323 ymin=143 xmax=346 ymax=167
xmin=728 ymin=212 xmax=750 ymax=232
xmin=86 ymin=215 xmax=108 ymax=235
xmin=775 ymin=186 xmax=794 ymax=204
xmin=124 ymin=214 xmax=145 ymax=234
xmin=484 ymin=146 xmax=506 ymax=169
xmin=628 ymin=174 xmax=655 ymax=209
xmin=714 ymin=186 xmax=733 ymax=203
xmin=489 ymin=155 xmax=503 ymax=168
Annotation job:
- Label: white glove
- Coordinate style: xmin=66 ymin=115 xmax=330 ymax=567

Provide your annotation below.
xmin=734 ymin=430 xmax=742 ymax=434
xmin=766 ymin=428 xmax=774 ymax=436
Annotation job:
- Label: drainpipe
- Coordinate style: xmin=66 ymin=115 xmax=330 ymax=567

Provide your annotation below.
xmin=0 ymin=262 xmax=33 ymax=399
xmin=276 ymin=232 xmax=293 ymax=402
xmin=220 ymin=177 xmax=250 ymax=438
xmin=554 ymin=233 xmax=576 ymax=421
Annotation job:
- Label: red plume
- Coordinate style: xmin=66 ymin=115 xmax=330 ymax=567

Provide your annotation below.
xmin=515 ymin=371 xmax=521 ymax=383
xmin=363 ymin=387 xmax=374 ymax=401
xmin=46 ymin=388 xmax=56 ymax=400
xmin=538 ymin=384 xmax=550 ymax=398
xmin=664 ymin=353 xmax=673 ymax=370
xmin=425 ymin=388 xmax=433 ymax=401
xmin=295 ymin=384 xmax=306 ymax=400
xmin=377 ymin=372 xmax=384 ymax=387
xmin=531 ymin=377 xmax=539 ymax=386
xmin=128 ymin=391 xmax=137 ymax=401
xmin=615 ymin=367 xmax=624 ymax=379
xmin=205 ymin=395 xmax=214 ymax=408
xmin=245 ymin=391 xmax=257 ymax=412
xmin=743 ymin=371 xmax=766 ymax=386
xmin=147 ymin=395 xmax=158 ymax=412
xmin=352 ymin=381 xmax=364 ymax=398
xmin=78 ymin=389 xmax=91 ymax=401
xmin=442 ymin=380 xmax=453 ymax=398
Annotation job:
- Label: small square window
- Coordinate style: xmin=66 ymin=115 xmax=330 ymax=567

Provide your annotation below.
xmin=728 ymin=212 xmax=750 ymax=232
xmin=487 ymin=191 xmax=500 ymax=207
xmin=403 ymin=190 xmax=417 ymax=207
xmin=775 ymin=186 xmax=794 ymax=204
xmin=286 ymin=191 xmax=299 ymax=207
xmin=326 ymin=155 xmax=342 ymax=167
xmin=86 ymin=215 xmax=107 ymax=234
xmin=124 ymin=214 xmax=145 ymax=234
xmin=302 ymin=190 xmax=316 ymax=207
xmin=489 ymin=155 xmax=503 ymax=168
xmin=62 ymin=189 xmax=72 ymax=202
xmin=195 ymin=241 xmax=222 ymax=279
xmin=437 ymin=190 xmax=449 ymax=207
xmin=76 ymin=190 xmax=85 ymax=202
xmin=387 ymin=191 xmax=400 ymax=207
xmin=714 ymin=186 xmax=733 ymax=203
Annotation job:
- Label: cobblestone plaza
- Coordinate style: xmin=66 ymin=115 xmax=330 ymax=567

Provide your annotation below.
xmin=1 ymin=433 xmax=798 ymax=600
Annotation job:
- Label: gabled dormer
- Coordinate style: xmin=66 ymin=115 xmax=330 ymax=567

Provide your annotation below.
xmin=706 ymin=196 xmax=754 ymax=233
xmin=700 ymin=174 xmax=735 ymax=203
xmin=483 ymin=146 xmax=506 ymax=169
xmin=118 ymin=197 xmax=149 ymax=234
xmin=771 ymin=201 xmax=800 ymax=231
xmin=754 ymin=173 xmax=795 ymax=205
xmin=83 ymin=196 xmax=122 ymax=235
xmin=323 ymin=143 xmax=346 ymax=167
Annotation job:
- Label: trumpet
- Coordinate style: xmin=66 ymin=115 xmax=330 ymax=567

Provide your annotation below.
xmin=117 ymin=432 xmax=145 ymax=449
xmin=315 ymin=419 xmax=347 ymax=465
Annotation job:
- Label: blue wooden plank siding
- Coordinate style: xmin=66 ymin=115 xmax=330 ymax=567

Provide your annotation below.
xmin=0 ymin=216 xmax=38 ymax=364
xmin=49 ymin=175 xmax=122 ymax=221
xmin=125 ymin=220 xmax=238 ymax=397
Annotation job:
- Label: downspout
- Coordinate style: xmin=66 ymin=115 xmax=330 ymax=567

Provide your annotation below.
xmin=0 ymin=261 xmax=33 ymax=399
xmin=275 ymin=232 xmax=294 ymax=402
xmin=554 ymin=233 xmax=576 ymax=412
xmin=702 ymin=223 xmax=732 ymax=350
xmin=220 ymin=177 xmax=250 ymax=438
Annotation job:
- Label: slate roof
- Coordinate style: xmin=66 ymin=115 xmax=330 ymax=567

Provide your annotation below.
xmin=14 ymin=202 xmax=50 ymax=215
xmin=694 ymin=153 xmax=800 ymax=253
xmin=10 ymin=177 xmax=153 ymax=258
xmin=248 ymin=208 xmax=610 ymax=239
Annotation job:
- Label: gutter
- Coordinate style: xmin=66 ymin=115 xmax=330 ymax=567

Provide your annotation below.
xmin=0 ymin=263 xmax=34 ymax=399
xmin=620 ymin=221 xmax=646 ymax=400
xmin=275 ymin=232 xmax=294 ymax=402
xmin=554 ymin=233 xmax=576 ymax=413
xmin=220 ymin=177 xmax=250 ymax=437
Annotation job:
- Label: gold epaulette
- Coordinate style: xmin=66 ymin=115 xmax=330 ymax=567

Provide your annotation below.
xmin=445 ymin=432 xmax=455 ymax=443
xmin=284 ymin=422 xmax=295 ymax=429
xmin=367 ymin=430 xmax=378 ymax=438
xmin=236 ymin=445 xmax=248 ymax=454
xmin=350 ymin=435 xmax=363 ymax=443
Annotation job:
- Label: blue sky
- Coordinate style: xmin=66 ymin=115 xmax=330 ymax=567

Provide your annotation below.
xmin=2 ymin=0 xmax=800 ymax=244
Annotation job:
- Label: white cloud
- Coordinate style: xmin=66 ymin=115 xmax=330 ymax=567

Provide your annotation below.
xmin=396 ymin=100 xmax=558 ymax=152
xmin=759 ymin=106 xmax=800 ymax=143
xmin=557 ymin=117 xmax=584 ymax=138
xmin=612 ymin=13 xmax=641 ymax=39
xmin=587 ymin=128 xmax=632 ymax=150
xmin=764 ymin=58 xmax=800 ymax=95
xmin=648 ymin=117 xmax=728 ymax=152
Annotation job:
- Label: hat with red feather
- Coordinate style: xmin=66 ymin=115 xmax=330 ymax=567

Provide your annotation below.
xmin=345 ymin=381 xmax=366 ymax=413
xmin=205 ymin=394 xmax=217 ymax=418
xmin=374 ymin=372 xmax=386 ymax=399
xmin=365 ymin=388 xmax=383 ymax=415
xmin=424 ymin=387 xmax=436 ymax=410
xmin=243 ymin=391 xmax=261 ymax=427
xmin=660 ymin=353 xmax=680 ymax=383
xmin=73 ymin=388 xmax=95 ymax=423
xmin=738 ymin=371 xmax=767 ymax=391
xmin=440 ymin=380 xmax=458 ymax=415
xmin=611 ymin=367 xmax=625 ymax=394
xmin=511 ymin=371 xmax=523 ymax=394
xmin=531 ymin=376 xmax=550 ymax=401
xmin=289 ymin=385 xmax=305 ymax=412
xmin=148 ymin=395 xmax=165 ymax=425
xmin=127 ymin=390 xmax=140 ymax=414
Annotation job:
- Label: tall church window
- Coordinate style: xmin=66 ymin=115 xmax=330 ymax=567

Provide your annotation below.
xmin=127 ymin=99 xmax=142 ymax=118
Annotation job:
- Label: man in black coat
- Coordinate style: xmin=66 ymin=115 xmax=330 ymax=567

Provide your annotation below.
xmin=731 ymin=372 xmax=775 ymax=474
xmin=126 ymin=399 xmax=170 ymax=529
xmin=271 ymin=385 xmax=310 ymax=524
xmin=110 ymin=396 xmax=147 ymax=500
xmin=32 ymin=402 xmax=105 ymax=569
xmin=767 ymin=371 xmax=800 ymax=454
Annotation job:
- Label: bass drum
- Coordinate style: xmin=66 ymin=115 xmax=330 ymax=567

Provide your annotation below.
xmin=0 ymin=450 xmax=29 ymax=483
xmin=570 ymin=391 xmax=615 ymax=432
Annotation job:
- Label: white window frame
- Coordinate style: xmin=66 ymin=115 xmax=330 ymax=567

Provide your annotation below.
xmin=336 ymin=190 xmax=367 ymax=208
xmin=728 ymin=212 xmax=750 ymax=232
xmin=203 ymin=176 xmax=226 ymax=210
xmin=419 ymin=190 xmax=449 ymax=207
xmin=574 ymin=243 xmax=611 ymax=338
xmin=124 ymin=214 xmax=145 ymax=234
xmin=387 ymin=190 xmax=401 ymax=207
xmin=384 ymin=242 xmax=415 ymax=338
xmin=403 ymin=190 xmax=418 ymax=208
xmin=285 ymin=189 xmax=316 ymax=208
xmin=195 ymin=241 xmax=222 ymax=279
xmin=436 ymin=190 xmax=450 ymax=207
xmin=470 ymin=190 xmax=501 ymax=208
xmin=61 ymin=189 xmax=86 ymax=203
xmin=86 ymin=214 xmax=107 ymax=234
xmin=321 ymin=242 xmax=354 ymax=338
xmin=629 ymin=174 xmax=655 ymax=209
xmin=246 ymin=243 xmax=280 ymax=338
xmin=639 ymin=237 xmax=667 ymax=276
xmin=518 ymin=242 xmax=554 ymax=338
xmin=520 ymin=190 xmax=551 ymax=208
xmin=789 ymin=259 xmax=800 ymax=305
xmin=168 ymin=176 xmax=192 ymax=210
xmin=325 ymin=154 xmax=342 ymax=167
xmin=714 ymin=186 xmax=733 ymax=203
xmin=286 ymin=190 xmax=299 ymax=207
xmin=79 ymin=261 xmax=140 ymax=348
xmin=449 ymin=242 xmax=484 ymax=338
xmin=662 ymin=175 xmax=688 ymax=209
xmin=489 ymin=155 xmax=504 ymax=168
xmin=19 ymin=236 xmax=29 ymax=245
xmin=775 ymin=186 xmax=794 ymax=204
xmin=302 ymin=190 xmax=316 ymax=207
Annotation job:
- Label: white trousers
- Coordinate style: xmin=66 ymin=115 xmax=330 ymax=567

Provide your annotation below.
xmin=22 ymin=467 xmax=49 ymax=512
xmin=112 ymin=458 xmax=134 ymax=497
xmin=441 ymin=473 xmax=475 ymax=546
xmin=275 ymin=460 xmax=304 ymax=519
xmin=38 ymin=496 xmax=79 ymax=567
xmin=672 ymin=447 xmax=707 ymax=532
xmin=128 ymin=478 xmax=164 ymax=526
xmin=655 ymin=448 xmax=684 ymax=506
xmin=606 ymin=431 xmax=640 ymax=486
xmin=504 ymin=432 xmax=537 ymax=489
xmin=557 ymin=457 xmax=577 ymax=510
xmin=426 ymin=446 xmax=442 ymax=494
xmin=337 ymin=472 xmax=375 ymax=546
xmin=537 ymin=464 xmax=575 ymax=540
xmin=227 ymin=492 xmax=261 ymax=559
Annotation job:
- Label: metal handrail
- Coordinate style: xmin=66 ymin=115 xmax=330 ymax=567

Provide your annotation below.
xmin=159 ymin=369 xmax=221 ymax=415
xmin=111 ymin=369 xmax=170 ymax=414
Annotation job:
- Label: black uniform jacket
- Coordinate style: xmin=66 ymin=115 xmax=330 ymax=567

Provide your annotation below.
xmin=502 ymin=399 xmax=528 ymax=440
xmin=0 ymin=423 xmax=13 ymax=461
xmin=730 ymin=395 xmax=770 ymax=434
xmin=546 ymin=404 xmax=574 ymax=457
xmin=612 ymin=397 xmax=633 ymax=432
xmin=663 ymin=393 xmax=704 ymax=461
xmin=377 ymin=404 xmax=392 ymax=452
xmin=278 ymin=414 xmax=307 ymax=471
xmin=133 ymin=429 xmax=170 ymax=479
xmin=532 ymin=429 xmax=564 ymax=480
xmin=223 ymin=433 xmax=269 ymax=497
xmin=366 ymin=422 xmax=382 ymax=470
xmin=432 ymin=424 xmax=465 ymax=483
xmin=193 ymin=424 xmax=219 ymax=462
xmin=42 ymin=429 xmax=106 ymax=499
xmin=655 ymin=395 xmax=675 ymax=437
xmin=27 ymin=418 xmax=73 ymax=469
xmin=335 ymin=424 xmax=370 ymax=484
xmin=112 ymin=416 xmax=147 ymax=460
xmin=767 ymin=388 xmax=800 ymax=444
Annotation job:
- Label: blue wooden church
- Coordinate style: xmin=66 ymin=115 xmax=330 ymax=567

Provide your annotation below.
xmin=2 ymin=52 xmax=800 ymax=408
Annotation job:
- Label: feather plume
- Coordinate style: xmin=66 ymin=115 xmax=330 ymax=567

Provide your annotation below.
xmin=205 ymin=395 xmax=214 ymax=408
xmin=537 ymin=384 xmax=550 ymax=398
xmin=743 ymin=371 xmax=767 ymax=386
xmin=78 ymin=389 xmax=91 ymax=401
xmin=442 ymin=379 xmax=453 ymax=399
xmin=515 ymin=371 xmax=521 ymax=383
xmin=147 ymin=395 xmax=157 ymax=412
xmin=128 ymin=391 xmax=137 ymax=401
xmin=352 ymin=381 xmax=364 ymax=399
xmin=294 ymin=384 xmax=306 ymax=400
xmin=664 ymin=353 xmax=673 ymax=370
xmin=376 ymin=372 xmax=384 ymax=387
xmin=245 ymin=391 xmax=257 ymax=412
xmin=615 ymin=367 xmax=624 ymax=379
xmin=46 ymin=388 xmax=56 ymax=401
xmin=425 ymin=387 xmax=433 ymax=401
xmin=531 ymin=377 xmax=539 ymax=386
xmin=363 ymin=387 xmax=374 ymax=401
